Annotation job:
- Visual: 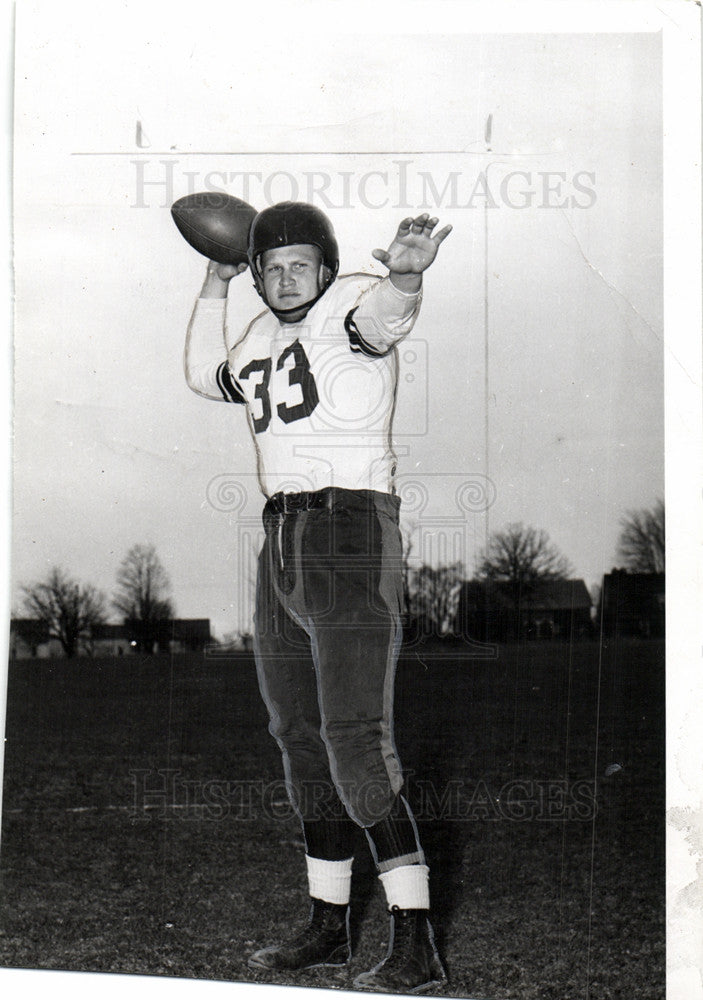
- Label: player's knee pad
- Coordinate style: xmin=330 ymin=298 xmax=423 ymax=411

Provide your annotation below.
xmin=270 ymin=718 xmax=326 ymax=757
xmin=321 ymin=719 xmax=402 ymax=827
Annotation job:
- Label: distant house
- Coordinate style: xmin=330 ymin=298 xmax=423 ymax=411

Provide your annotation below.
xmin=454 ymin=578 xmax=592 ymax=643
xmin=521 ymin=578 xmax=593 ymax=639
xmin=9 ymin=619 xmax=136 ymax=658
xmin=92 ymin=618 xmax=212 ymax=655
xmin=8 ymin=617 xmax=213 ymax=658
xmin=170 ymin=618 xmax=212 ymax=652
xmin=9 ymin=618 xmax=53 ymax=658
xmin=600 ymin=570 xmax=665 ymax=638
xmin=154 ymin=618 xmax=212 ymax=653
xmin=87 ymin=622 xmax=136 ymax=656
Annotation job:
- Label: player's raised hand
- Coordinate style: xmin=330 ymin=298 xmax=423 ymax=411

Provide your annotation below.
xmin=372 ymin=214 xmax=452 ymax=275
xmin=200 ymin=260 xmax=249 ymax=299
xmin=210 ymin=260 xmax=249 ymax=281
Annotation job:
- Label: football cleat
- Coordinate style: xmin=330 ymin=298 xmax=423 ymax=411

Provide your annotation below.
xmin=353 ymin=906 xmax=447 ymax=994
xmin=247 ymin=897 xmax=351 ymax=972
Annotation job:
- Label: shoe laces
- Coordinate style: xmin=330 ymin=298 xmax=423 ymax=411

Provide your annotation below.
xmin=384 ymin=907 xmax=424 ymax=967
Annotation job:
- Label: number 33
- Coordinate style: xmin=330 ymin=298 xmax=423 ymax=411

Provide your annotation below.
xmin=237 ymin=340 xmax=319 ymax=434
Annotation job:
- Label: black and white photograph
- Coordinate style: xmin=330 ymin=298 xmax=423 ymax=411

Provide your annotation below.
xmin=1 ymin=3 xmax=701 ymax=1000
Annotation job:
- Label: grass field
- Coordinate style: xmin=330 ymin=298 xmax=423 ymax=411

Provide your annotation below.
xmin=0 ymin=637 xmax=665 ymax=999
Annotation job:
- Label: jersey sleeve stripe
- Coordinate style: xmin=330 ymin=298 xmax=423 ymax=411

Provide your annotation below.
xmin=216 ymin=362 xmax=246 ymax=404
xmin=344 ymin=307 xmax=388 ymax=358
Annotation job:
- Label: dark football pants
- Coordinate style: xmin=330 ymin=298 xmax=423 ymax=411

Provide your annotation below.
xmin=253 ymin=488 xmax=423 ymax=868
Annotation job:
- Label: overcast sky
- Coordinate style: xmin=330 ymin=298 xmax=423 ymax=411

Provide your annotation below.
xmin=10 ymin=10 xmax=664 ymax=638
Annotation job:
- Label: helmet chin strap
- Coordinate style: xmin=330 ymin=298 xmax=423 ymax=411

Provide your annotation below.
xmin=268 ymin=284 xmax=331 ymax=323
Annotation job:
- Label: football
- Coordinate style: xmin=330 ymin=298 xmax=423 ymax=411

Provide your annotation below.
xmin=171 ymin=192 xmax=258 ymax=265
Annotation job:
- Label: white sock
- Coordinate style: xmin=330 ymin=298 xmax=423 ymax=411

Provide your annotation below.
xmin=306 ymin=855 xmax=353 ymax=905
xmin=379 ymin=864 xmax=430 ymax=910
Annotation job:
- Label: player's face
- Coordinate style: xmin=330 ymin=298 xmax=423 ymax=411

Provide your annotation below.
xmin=261 ymin=245 xmax=324 ymax=311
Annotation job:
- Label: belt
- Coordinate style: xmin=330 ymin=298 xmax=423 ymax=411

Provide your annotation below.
xmin=264 ymin=488 xmax=336 ymax=517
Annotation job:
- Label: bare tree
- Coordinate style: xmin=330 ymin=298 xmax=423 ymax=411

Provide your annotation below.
xmin=409 ymin=562 xmax=463 ymax=637
xmin=22 ymin=567 xmax=107 ymax=658
xmin=476 ymin=524 xmax=572 ymax=641
xmin=113 ymin=544 xmax=174 ymax=653
xmin=617 ymin=499 xmax=665 ymax=573
xmin=477 ymin=523 xmax=572 ymax=593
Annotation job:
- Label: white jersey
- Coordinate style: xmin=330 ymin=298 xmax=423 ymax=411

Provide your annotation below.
xmin=185 ymin=274 xmax=421 ymax=498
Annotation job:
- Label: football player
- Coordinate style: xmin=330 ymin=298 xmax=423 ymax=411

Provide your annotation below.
xmin=184 ymin=202 xmax=451 ymax=992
